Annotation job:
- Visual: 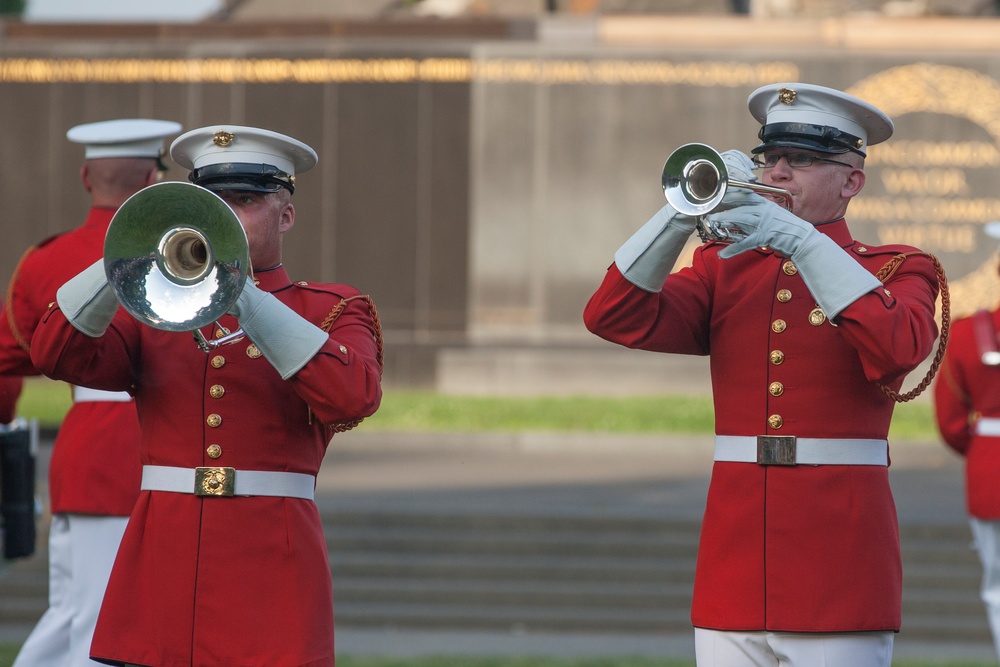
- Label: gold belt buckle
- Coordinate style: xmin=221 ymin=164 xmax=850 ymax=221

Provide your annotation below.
xmin=756 ymin=436 xmax=797 ymax=466
xmin=195 ymin=466 xmax=236 ymax=496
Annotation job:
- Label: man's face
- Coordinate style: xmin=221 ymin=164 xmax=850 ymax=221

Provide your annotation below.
xmin=214 ymin=189 xmax=294 ymax=271
xmin=756 ymin=149 xmax=864 ymax=224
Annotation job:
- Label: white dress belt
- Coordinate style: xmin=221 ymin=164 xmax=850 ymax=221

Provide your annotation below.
xmin=73 ymin=386 xmax=132 ymax=403
xmin=976 ymin=418 xmax=1000 ymax=437
xmin=141 ymin=465 xmax=315 ymax=500
xmin=714 ymin=435 xmax=888 ymax=466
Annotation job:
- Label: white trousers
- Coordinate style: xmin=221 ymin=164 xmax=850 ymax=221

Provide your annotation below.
xmin=970 ymin=517 xmax=1000 ymax=661
xmin=13 ymin=513 xmax=129 ymax=667
xmin=694 ymin=628 xmax=894 ymax=667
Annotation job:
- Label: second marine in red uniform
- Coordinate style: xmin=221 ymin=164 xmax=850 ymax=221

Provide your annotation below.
xmin=584 ymin=84 xmax=939 ymax=666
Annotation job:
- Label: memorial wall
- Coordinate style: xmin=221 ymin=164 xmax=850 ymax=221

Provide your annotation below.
xmin=0 ymin=17 xmax=995 ymax=386
xmin=469 ymin=50 xmax=1000 ymax=342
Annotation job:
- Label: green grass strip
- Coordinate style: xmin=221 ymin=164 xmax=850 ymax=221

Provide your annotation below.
xmin=14 ymin=378 xmax=938 ymax=442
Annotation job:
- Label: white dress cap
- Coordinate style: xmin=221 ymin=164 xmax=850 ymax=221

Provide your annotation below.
xmin=748 ymin=83 xmax=893 ymax=156
xmin=66 ymin=118 xmax=183 ymax=159
xmin=170 ymin=125 xmax=317 ymax=193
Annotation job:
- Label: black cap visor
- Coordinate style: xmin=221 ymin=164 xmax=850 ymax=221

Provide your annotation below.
xmin=189 ymin=162 xmax=294 ymax=194
xmin=752 ymin=122 xmax=866 ymax=156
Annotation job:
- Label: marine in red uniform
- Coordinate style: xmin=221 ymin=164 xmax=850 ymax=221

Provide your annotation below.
xmin=584 ymin=83 xmax=940 ymax=666
xmin=0 ymin=119 xmax=181 ymax=667
xmin=933 ymin=223 xmax=1000 ymax=661
xmin=31 ymin=125 xmax=382 ymax=667
xmin=0 ymin=298 xmax=27 ymax=562
xmin=0 ymin=318 xmax=23 ymax=422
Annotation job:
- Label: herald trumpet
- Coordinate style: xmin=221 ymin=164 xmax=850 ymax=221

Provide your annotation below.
xmin=104 ymin=181 xmax=250 ymax=352
xmin=661 ymin=143 xmax=792 ymax=243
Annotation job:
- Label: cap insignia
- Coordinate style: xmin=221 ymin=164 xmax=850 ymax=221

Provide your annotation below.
xmin=777 ymin=87 xmax=797 ymax=105
xmin=213 ymin=130 xmax=235 ymax=148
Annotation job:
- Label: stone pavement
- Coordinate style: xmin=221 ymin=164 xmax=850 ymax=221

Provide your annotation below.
xmin=321 ymin=430 xmax=992 ymax=661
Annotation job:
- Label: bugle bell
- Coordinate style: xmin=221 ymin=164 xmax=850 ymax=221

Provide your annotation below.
xmin=104 ymin=181 xmax=250 ymax=352
xmin=661 ymin=143 xmax=792 ymax=243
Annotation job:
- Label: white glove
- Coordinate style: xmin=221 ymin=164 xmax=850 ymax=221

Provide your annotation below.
xmin=709 ymin=198 xmax=881 ymax=319
xmin=612 ymin=150 xmax=761 ymax=292
xmin=712 ymin=197 xmax=816 ymax=259
xmin=714 ymin=150 xmax=762 ymax=212
xmin=55 ymin=259 xmax=119 ymax=337
xmin=228 ymin=279 xmax=328 ymax=380
xmin=614 ymin=204 xmax=697 ymax=292
xmin=792 ymin=233 xmax=883 ymax=320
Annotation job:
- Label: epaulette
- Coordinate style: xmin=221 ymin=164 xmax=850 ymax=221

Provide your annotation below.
xmin=848 ymin=241 xmax=922 ymax=257
xmin=288 ymin=280 xmax=360 ymax=301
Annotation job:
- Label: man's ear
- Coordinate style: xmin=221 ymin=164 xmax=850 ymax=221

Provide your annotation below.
xmin=80 ymin=164 xmax=92 ymax=193
xmin=842 ymin=167 xmax=865 ymax=199
xmin=279 ymin=202 xmax=295 ymax=234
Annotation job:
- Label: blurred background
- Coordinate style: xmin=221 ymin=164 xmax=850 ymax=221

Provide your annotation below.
xmin=0 ymin=0 xmax=993 ymax=398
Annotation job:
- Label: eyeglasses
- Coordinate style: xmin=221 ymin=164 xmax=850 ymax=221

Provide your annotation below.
xmin=752 ymin=153 xmax=855 ymax=170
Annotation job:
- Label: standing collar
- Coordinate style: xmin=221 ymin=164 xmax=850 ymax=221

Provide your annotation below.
xmin=817 ymin=218 xmax=853 ymax=247
xmin=252 ymin=264 xmax=292 ymax=292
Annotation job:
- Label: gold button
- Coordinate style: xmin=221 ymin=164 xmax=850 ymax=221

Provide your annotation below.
xmin=209 ymin=384 xmax=225 ymax=399
xmin=246 ymin=344 xmax=262 ymax=359
xmin=215 ymin=326 xmax=231 ymax=339
xmin=809 ymin=308 xmax=826 ymax=326
xmin=770 ymin=350 xmax=784 ymax=365
xmin=776 ymin=289 xmax=792 ymax=303
xmin=769 ymin=381 xmax=784 ymax=397
xmin=771 ymin=319 xmax=787 ymax=333
xmin=782 ymin=261 xmax=797 ymax=276
xmin=206 ymin=414 xmax=222 ymax=428
xmin=768 ymin=414 xmax=783 ymax=429
xmin=206 ymin=444 xmax=222 ymax=459
xmin=211 ymin=355 xmax=226 ymax=369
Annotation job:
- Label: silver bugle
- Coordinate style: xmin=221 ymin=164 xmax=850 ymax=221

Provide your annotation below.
xmin=104 ymin=181 xmax=250 ymax=352
xmin=661 ymin=143 xmax=792 ymax=242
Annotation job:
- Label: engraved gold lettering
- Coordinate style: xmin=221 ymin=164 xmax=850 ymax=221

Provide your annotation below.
xmin=0 ymin=57 xmax=797 ymax=86
xmin=851 ymin=198 xmax=1000 ymax=224
xmin=880 ymin=169 xmax=969 ymax=196
xmin=869 ymin=141 xmax=1000 ymax=168
xmin=875 ymin=224 xmax=977 ymax=252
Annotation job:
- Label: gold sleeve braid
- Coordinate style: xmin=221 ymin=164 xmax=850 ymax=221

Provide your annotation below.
xmin=319 ymin=294 xmax=384 ymax=433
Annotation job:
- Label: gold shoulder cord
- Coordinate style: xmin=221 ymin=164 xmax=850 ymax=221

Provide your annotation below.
xmin=875 ymin=252 xmax=951 ymax=403
xmin=314 ymin=294 xmax=384 ymax=433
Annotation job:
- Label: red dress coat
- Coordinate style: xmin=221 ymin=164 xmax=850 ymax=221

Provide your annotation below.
xmin=30 ymin=265 xmax=383 ymax=667
xmin=0 ymin=207 xmax=140 ymax=515
xmin=584 ymin=218 xmax=939 ymax=633
xmin=0 ymin=301 xmax=23 ymax=422
xmin=933 ymin=308 xmax=1000 ymax=519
